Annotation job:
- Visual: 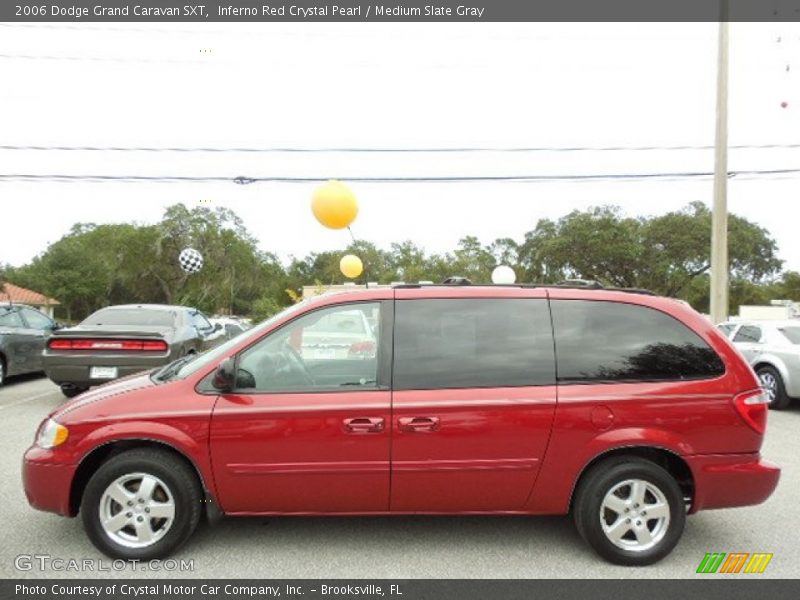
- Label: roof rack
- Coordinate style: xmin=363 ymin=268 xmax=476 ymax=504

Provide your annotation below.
xmin=553 ymin=278 xmax=604 ymax=289
xmin=392 ymin=277 xmax=656 ymax=296
xmin=441 ymin=276 xmax=473 ymax=286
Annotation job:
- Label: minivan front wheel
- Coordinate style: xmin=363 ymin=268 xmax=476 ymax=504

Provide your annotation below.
xmin=573 ymin=458 xmax=686 ymax=566
xmin=81 ymin=448 xmax=202 ymax=559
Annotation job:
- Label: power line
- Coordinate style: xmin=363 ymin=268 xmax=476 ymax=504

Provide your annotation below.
xmin=1 ymin=168 xmax=798 ymax=184
xmin=2 ymin=143 xmax=800 ymax=154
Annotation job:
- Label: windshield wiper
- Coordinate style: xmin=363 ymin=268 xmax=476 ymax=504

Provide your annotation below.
xmin=153 ymin=354 xmax=196 ymax=382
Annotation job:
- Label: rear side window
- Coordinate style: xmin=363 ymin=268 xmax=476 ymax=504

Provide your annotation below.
xmin=393 ymin=298 xmax=555 ymax=390
xmin=733 ymin=325 xmax=762 ymax=343
xmin=551 ymin=300 xmax=724 ymax=383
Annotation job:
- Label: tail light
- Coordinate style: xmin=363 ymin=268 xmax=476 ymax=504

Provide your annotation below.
xmin=48 ymin=339 xmax=168 ymax=352
xmin=733 ymin=389 xmax=770 ymax=434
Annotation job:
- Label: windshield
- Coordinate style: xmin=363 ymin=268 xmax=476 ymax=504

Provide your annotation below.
xmin=171 ymin=300 xmax=313 ymax=380
xmin=779 ymin=327 xmax=800 ymax=344
xmin=82 ymin=308 xmax=176 ymax=327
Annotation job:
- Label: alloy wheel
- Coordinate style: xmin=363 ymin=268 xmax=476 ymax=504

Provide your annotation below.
xmin=599 ymin=479 xmax=671 ymax=552
xmin=758 ymin=372 xmax=778 ymax=403
xmin=98 ymin=473 xmax=176 ymax=549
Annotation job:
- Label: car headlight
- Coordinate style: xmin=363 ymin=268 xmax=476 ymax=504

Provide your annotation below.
xmin=36 ymin=418 xmax=69 ymax=449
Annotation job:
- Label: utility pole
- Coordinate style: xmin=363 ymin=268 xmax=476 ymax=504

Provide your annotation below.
xmin=710 ymin=2 xmax=729 ymax=324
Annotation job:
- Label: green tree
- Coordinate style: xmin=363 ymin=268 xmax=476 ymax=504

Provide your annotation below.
xmin=772 ymin=271 xmax=800 ymax=301
xmin=639 ymin=202 xmax=781 ymax=297
xmin=517 ymin=203 xmax=781 ymax=301
xmin=518 ymin=207 xmax=644 ymax=286
xmin=389 ymin=241 xmax=428 ymax=282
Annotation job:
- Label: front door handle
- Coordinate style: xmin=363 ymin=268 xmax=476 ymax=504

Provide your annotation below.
xmin=398 ymin=416 xmax=440 ymax=432
xmin=344 ymin=417 xmax=384 ymax=433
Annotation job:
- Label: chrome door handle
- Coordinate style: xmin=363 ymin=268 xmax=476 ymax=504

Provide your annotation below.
xmin=344 ymin=417 xmax=384 ymax=433
xmin=398 ymin=416 xmax=440 ymax=432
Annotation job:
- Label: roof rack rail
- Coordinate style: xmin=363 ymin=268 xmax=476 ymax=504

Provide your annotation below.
xmin=552 ymin=279 xmax=655 ymax=295
xmin=606 ymin=286 xmax=656 ymax=296
xmin=391 ymin=278 xmax=656 ymax=296
xmin=553 ymin=278 xmax=604 ymax=289
xmin=441 ymin=276 xmax=473 ymax=285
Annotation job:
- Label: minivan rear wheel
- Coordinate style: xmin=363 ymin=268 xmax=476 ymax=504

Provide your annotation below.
xmin=81 ymin=448 xmax=202 ymax=560
xmin=573 ymin=458 xmax=685 ymax=566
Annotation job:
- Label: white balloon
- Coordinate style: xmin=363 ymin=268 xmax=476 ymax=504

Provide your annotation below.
xmin=491 ymin=265 xmax=516 ymax=284
xmin=179 ymin=247 xmax=204 ymax=273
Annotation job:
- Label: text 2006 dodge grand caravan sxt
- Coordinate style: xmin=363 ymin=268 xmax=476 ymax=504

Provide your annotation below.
xmin=23 ymin=283 xmax=780 ymax=565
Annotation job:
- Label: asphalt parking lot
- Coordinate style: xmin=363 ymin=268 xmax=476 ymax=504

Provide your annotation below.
xmin=0 ymin=375 xmax=797 ymax=579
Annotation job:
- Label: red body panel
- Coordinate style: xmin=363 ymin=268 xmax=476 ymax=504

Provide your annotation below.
xmin=390 ymin=386 xmax=555 ymax=511
xmin=210 ymin=390 xmax=391 ymax=513
xmin=22 ymin=286 xmax=780 ymax=520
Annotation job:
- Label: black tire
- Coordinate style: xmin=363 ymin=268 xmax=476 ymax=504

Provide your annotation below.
xmin=81 ymin=448 xmax=202 ymax=560
xmin=756 ymin=366 xmax=791 ymax=410
xmin=61 ymin=385 xmax=87 ymax=398
xmin=0 ymin=355 xmax=6 ymax=387
xmin=573 ymin=457 xmax=686 ymax=566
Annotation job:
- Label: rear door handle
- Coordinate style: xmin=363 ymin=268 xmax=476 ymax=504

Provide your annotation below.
xmin=344 ymin=417 xmax=384 ymax=433
xmin=398 ymin=416 xmax=440 ymax=432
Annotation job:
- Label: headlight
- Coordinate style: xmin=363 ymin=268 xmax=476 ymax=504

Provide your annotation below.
xmin=36 ymin=418 xmax=69 ymax=449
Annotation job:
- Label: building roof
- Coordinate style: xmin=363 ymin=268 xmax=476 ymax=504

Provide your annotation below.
xmin=0 ymin=282 xmax=60 ymax=306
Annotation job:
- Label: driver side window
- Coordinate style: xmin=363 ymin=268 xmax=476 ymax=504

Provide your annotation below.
xmin=236 ymin=302 xmax=381 ymax=392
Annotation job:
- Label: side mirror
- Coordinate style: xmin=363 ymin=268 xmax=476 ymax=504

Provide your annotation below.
xmin=212 ymin=358 xmax=236 ymax=391
xmin=51 ymin=321 xmax=63 ymax=331
xmin=213 ymin=322 xmax=223 ymax=332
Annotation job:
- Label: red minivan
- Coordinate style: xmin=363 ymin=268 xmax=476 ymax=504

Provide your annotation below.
xmin=22 ymin=284 xmax=780 ymax=565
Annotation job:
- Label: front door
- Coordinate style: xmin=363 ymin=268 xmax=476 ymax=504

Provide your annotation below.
xmin=210 ymin=300 xmax=392 ymax=514
xmin=389 ymin=292 xmax=558 ymax=512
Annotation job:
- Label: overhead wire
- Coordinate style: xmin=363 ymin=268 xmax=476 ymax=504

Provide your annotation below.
xmin=1 ymin=168 xmax=798 ymax=184
xmin=2 ymin=143 xmax=800 ymax=153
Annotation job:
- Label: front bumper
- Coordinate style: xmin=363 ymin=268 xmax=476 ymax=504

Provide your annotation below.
xmin=22 ymin=446 xmax=78 ymax=517
xmin=687 ymin=453 xmax=780 ymax=513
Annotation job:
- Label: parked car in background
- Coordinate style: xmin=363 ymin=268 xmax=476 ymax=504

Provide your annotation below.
xmin=0 ymin=304 xmax=59 ymax=386
xmin=298 ymin=306 xmax=377 ymax=360
xmin=43 ymin=304 xmax=224 ymax=397
xmin=24 ymin=284 xmax=778 ymax=565
xmin=209 ymin=317 xmax=248 ymax=341
xmin=717 ymin=319 xmax=800 ymax=409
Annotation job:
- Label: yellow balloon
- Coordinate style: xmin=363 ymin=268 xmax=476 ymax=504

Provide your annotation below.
xmin=340 ymin=254 xmax=363 ymax=279
xmin=311 ymin=180 xmax=359 ymax=229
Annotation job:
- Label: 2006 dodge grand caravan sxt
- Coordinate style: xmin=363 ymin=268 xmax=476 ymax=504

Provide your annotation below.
xmin=23 ymin=283 xmax=780 ymax=565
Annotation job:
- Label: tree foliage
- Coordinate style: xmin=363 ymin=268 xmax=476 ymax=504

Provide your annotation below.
xmin=3 ymin=202 xmax=788 ymax=321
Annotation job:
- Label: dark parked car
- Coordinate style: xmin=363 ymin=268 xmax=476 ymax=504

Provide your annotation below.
xmin=43 ymin=304 xmax=224 ymax=397
xmin=0 ymin=304 xmax=59 ymax=386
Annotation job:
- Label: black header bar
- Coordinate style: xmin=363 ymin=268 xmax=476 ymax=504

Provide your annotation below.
xmin=3 ymin=1 xmax=800 ymax=23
